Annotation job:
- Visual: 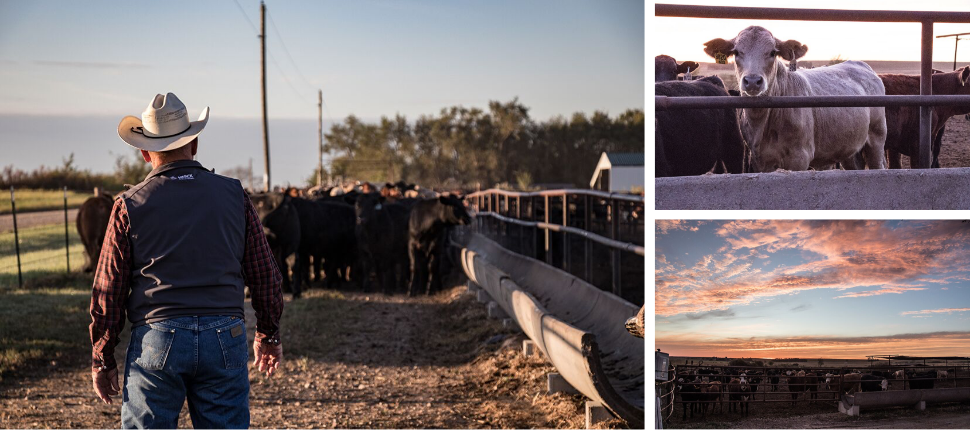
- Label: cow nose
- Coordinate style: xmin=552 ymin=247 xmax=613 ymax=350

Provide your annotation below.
xmin=742 ymin=75 xmax=764 ymax=93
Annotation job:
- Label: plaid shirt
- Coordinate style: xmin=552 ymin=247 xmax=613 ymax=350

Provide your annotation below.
xmin=89 ymin=189 xmax=283 ymax=371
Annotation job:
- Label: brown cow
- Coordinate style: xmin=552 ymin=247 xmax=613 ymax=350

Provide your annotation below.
xmin=787 ymin=370 xmax=819 ymax=406
xmin=76 ymin=192 xmax=114 ymax=272
xmin=880 ymin=66 xmax=970 ymax=168
xmin=656 ymin=55 xmax=699 ymax=82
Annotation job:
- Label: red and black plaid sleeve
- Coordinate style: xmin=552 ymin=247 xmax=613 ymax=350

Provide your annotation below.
xmin=242 ymin=190 xmax=284 ymax=341
xmin=89 ymin=198 xmax=131 ymax=371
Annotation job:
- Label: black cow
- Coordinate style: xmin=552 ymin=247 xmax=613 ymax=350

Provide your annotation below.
xmin=76 ymin=193 xmax=114 ymax=273
xmin=251 ymin=192 xmax=301 ymax=295
xmin=677 ymin=377 xmax=703 ymax=420
xmin=289 ymin=198 xmax=358 ymax=295
xmin=355 ymin=193 xmax=411 ymax=294
xmin=860 ymin=374 xmax=887 ymax=392
xmin=787 ymin=372 xmax=819 ymax=406
xmin=908 ymin=371 xmax=936 ymax=389
xmin=656 ymin=55 xmax=699 ymax=82
xmin=656 ymin=76 xmax=747 ymax=177
xmin=407 ymin=194 xmax=470 ymax=296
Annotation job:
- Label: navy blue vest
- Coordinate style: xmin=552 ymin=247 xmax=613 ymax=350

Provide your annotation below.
xmin=122 ymin=160 xmax=246 ymax=326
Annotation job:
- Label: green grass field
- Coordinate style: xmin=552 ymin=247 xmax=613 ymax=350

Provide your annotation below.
xmin=1 ymin=189 xmax=92 ymax=215
xmin=0 ymin=223 xmax=86 ymax=288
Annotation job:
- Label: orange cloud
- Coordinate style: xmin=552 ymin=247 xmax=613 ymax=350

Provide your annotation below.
xmin=656 ymin=221 xmax=970 ymax=316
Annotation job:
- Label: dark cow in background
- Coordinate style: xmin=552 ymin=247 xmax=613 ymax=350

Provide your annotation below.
xmin=787 ymin=371 xmax=819 ymax=406
xmin=656 ymin=75 xmax=747 ymax=176
xmin=355 ymin=193 xmax=411 ymax=294
xmin=76 ymin=191 xmax=114 ymax=272
xmin=250 ymin=192 xmax=301 ymax=294
xmin=727 ymin=376 xmax=750 ymax=415
xmin=879 ymin=66 xmax=970 ymax=168
xmin=408 ymin=194 xmax=471 ymax=296
xmin=656 ymin=55 xmax=700 ymax=82
xmin=907 ymin=371 xmax=936 ymax=389
xmin=282 ymin=197 xmax=358 ymax=297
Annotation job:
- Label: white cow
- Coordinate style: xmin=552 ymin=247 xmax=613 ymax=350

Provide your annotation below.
xmin=704 ymin=26 xmax=887 ymax=171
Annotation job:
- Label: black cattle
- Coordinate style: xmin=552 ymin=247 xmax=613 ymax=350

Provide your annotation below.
xmin=656 ymin=76 xmax=747 ymax=177
xmin=76 ymin=193 xmax=114 ymax=273
xmin=727 ymin=377 xmax=750 ymax=415
xmin=289 ymin=198 xmax=358 ymax=295
xmin=407 ymin=194 xmax=470 ymax=296
xmin=656 ymin=55 xmax=699 ymax=82
xmin=908 ymin=371 xmax=936 ymax=389
xmin=677 ymin=377 xmax=703 ymax=420
xmin=767 ymin=369 xmax=781 ymax=392
xmin=355 ymin=193 xmax=411 ymax=294
xmin=251 ymin=192 xmax=301 ymax=294
xmin=860 ymin=374 xmax=886 ymax=392
xmin=787 ymin=372 xmax=819 ymax=406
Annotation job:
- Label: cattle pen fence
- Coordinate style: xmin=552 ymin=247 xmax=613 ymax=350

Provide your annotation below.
xmin=668 ymin=363 xmax=970 ymax=416
xmin=464 ymin=188 xmax=645 ymax=306
xmin=654 ymin=4 xmax=970 ymax=209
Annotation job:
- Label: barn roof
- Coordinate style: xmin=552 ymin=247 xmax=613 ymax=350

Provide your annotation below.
xmin=605 ymin=152 xmax=644 ymax=167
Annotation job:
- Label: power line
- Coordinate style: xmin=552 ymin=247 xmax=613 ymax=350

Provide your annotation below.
xmin=266 ymin=10 xmax=316 ymax=92
xmin=266 ymin=51 xmax=312 ymax=105
xmin=230 ymin=0 xmax=258 ymax=35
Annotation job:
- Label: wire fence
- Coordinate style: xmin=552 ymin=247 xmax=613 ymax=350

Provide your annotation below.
xmin=1 ymin=186 xmax=88 ymax=288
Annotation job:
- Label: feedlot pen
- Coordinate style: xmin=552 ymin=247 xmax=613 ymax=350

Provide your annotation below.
xmin=660 ymin=364 xmax=970 ymax=426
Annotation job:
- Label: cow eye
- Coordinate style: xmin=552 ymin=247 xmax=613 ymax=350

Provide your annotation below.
xmin=769 ymin=50 xmax=777 ymax=58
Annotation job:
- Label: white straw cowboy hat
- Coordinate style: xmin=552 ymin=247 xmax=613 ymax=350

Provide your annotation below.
xmin=118 ymin=92 xmax=209 ymax=152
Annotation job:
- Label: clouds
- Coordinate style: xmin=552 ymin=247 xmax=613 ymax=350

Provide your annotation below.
xmin=901 ymin=308 xmax=970 ymax=316
xmin=656 ymin=221 xmax=970 ymax=316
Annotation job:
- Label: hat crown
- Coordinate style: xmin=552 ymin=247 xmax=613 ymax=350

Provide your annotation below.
xmin=141 ymin=92 xmax=190 ymax=138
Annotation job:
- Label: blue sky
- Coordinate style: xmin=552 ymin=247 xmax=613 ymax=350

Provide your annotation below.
xmin=656 ymin=220 xmax=970 ymax=359
xmin=0 ymin=0 xmax=645 ymax=185
xmin=0 ymin=0 xmax=644 ymax=119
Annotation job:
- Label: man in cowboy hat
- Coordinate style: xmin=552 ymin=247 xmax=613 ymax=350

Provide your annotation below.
xmin=90 ymin=92 xmax=284 ymax=428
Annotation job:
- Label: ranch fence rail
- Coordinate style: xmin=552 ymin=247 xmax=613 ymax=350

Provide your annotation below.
xmin=2 ymin=186 xmax=80 ymax=288
xmin=465 ymin=188 xmax=644 ymax=306
xmin=655 ymin=3 xmax=970 ymax=169
xmin=669 ymin=363 xmax=970 ymax=413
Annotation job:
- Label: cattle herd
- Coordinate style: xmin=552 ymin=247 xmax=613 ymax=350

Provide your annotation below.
xmin=656 ymin=25 xmax=970 ymax=176
xmin=75 ymin=181 xmax=472 ymax=298
xmin=674 ymin=366 xmax=956 ymax=421
xmin=251 ymin=181 xmax=471 ymax=298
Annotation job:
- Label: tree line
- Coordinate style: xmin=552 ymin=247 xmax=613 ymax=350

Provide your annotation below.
xmin=322 ymin=98 xmax=644 ymax=190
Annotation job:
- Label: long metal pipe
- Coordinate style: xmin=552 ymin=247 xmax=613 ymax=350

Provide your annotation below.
xmin=655 ymin=95 xmax=970 ymax=111
xmin=466 ymin=188 xmax=644 ymax=203
xmin=476 ymin=212 xmax=645 ymax=256
xmin=655 ymin=4 xmax=970 ymax=22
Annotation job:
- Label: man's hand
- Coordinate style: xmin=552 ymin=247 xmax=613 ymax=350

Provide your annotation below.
xmin=92 ymin=367 xmax=120 ymax=404
xmin=254 ymin=339 xmax=283 ymax=377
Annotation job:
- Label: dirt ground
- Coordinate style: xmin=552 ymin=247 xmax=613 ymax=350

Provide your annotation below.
xmin=0 ymin=209 xmax=79 ymax=233
xmin=0 ymin=285 xmax=600 ymax=429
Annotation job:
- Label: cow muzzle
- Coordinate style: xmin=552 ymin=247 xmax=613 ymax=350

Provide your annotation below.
xmin=741 ymin=74 xmax=766 ymax=96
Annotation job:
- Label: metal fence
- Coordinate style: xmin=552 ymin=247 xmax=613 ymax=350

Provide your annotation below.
xmin=1 ymin=186 xmax=84 ymax=288
xmin=655 ymin=4 xmax=970 ymax=169
xmin=465 ymin=188 xmax=645 ymax=306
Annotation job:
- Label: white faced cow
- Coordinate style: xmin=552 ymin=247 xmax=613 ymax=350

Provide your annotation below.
xmin=703 ymin=26 xmax=887 ymax=171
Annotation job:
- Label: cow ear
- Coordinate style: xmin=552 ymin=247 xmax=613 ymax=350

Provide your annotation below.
xmin=776 ymin=39 xmax=808 ymax=61
xmin=677 ymin=61 xmax=700 ymax=74
xmin=962 ymin=66 xmax=970 ymax=86
xmin=703 ymin=38 xmax=735 ymax=62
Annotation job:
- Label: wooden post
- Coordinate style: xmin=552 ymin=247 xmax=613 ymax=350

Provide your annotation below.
xmin=64 ymin=186 xmax=70 ymax=273
xmin=318 ymin=89 xmax=324 ymax=187
xmin=260 ymin=0 xmax=271 ymax=191
xmin=10 ymin=187 xmax=22 ymax=288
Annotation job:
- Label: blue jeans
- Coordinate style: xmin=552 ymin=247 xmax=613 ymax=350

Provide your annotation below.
xmin=121 ymin=316 xmax=250 ymax=429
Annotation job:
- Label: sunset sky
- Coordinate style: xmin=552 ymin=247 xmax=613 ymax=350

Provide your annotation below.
xmin=654 ymin=0 xmax=970 ymax=65
xmin=655 ymin=220 xmax=970 ymax=359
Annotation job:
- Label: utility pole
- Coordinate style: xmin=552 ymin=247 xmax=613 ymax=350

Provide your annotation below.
xmin=260 ymin=0 xmax=271 ymax=191
xmin=318 ymin=89 xmax=324 ymax=187
xmin=937 ymin=32 xmax=970 ymax=71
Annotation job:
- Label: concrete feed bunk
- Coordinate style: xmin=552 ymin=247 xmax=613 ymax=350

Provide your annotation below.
xmin=457 ymin=233 xmax=644 ymax=426
xmin=840 ymin=387 xmax=970 ymax=416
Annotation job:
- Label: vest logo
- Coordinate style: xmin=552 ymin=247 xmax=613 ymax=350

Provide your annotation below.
xmin=174 ymin=174 xmax=195 ymax=181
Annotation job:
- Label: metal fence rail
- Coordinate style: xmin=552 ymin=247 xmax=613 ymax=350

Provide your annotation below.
xmin=655 ymin=3 xmax=970 ymax=168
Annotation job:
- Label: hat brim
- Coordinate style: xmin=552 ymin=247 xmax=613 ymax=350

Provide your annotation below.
xmin=118 ymin=107 xmax=209 ymax=152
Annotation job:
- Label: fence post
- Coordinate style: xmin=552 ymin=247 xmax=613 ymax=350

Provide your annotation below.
xmin=562 ymin=194 xmax=569 ymax=273
xmin=543 ymin=194 xmax=551 ymax=266
xmin=10 ymin=186 xmax=23 ymax=288
xmin=585 ymin=194 xmax=592 ymax=282
xmin=64 ymin=186 xmax=70 ymax=273
xmin=610 ymin=198 xmax=621 ymax=298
